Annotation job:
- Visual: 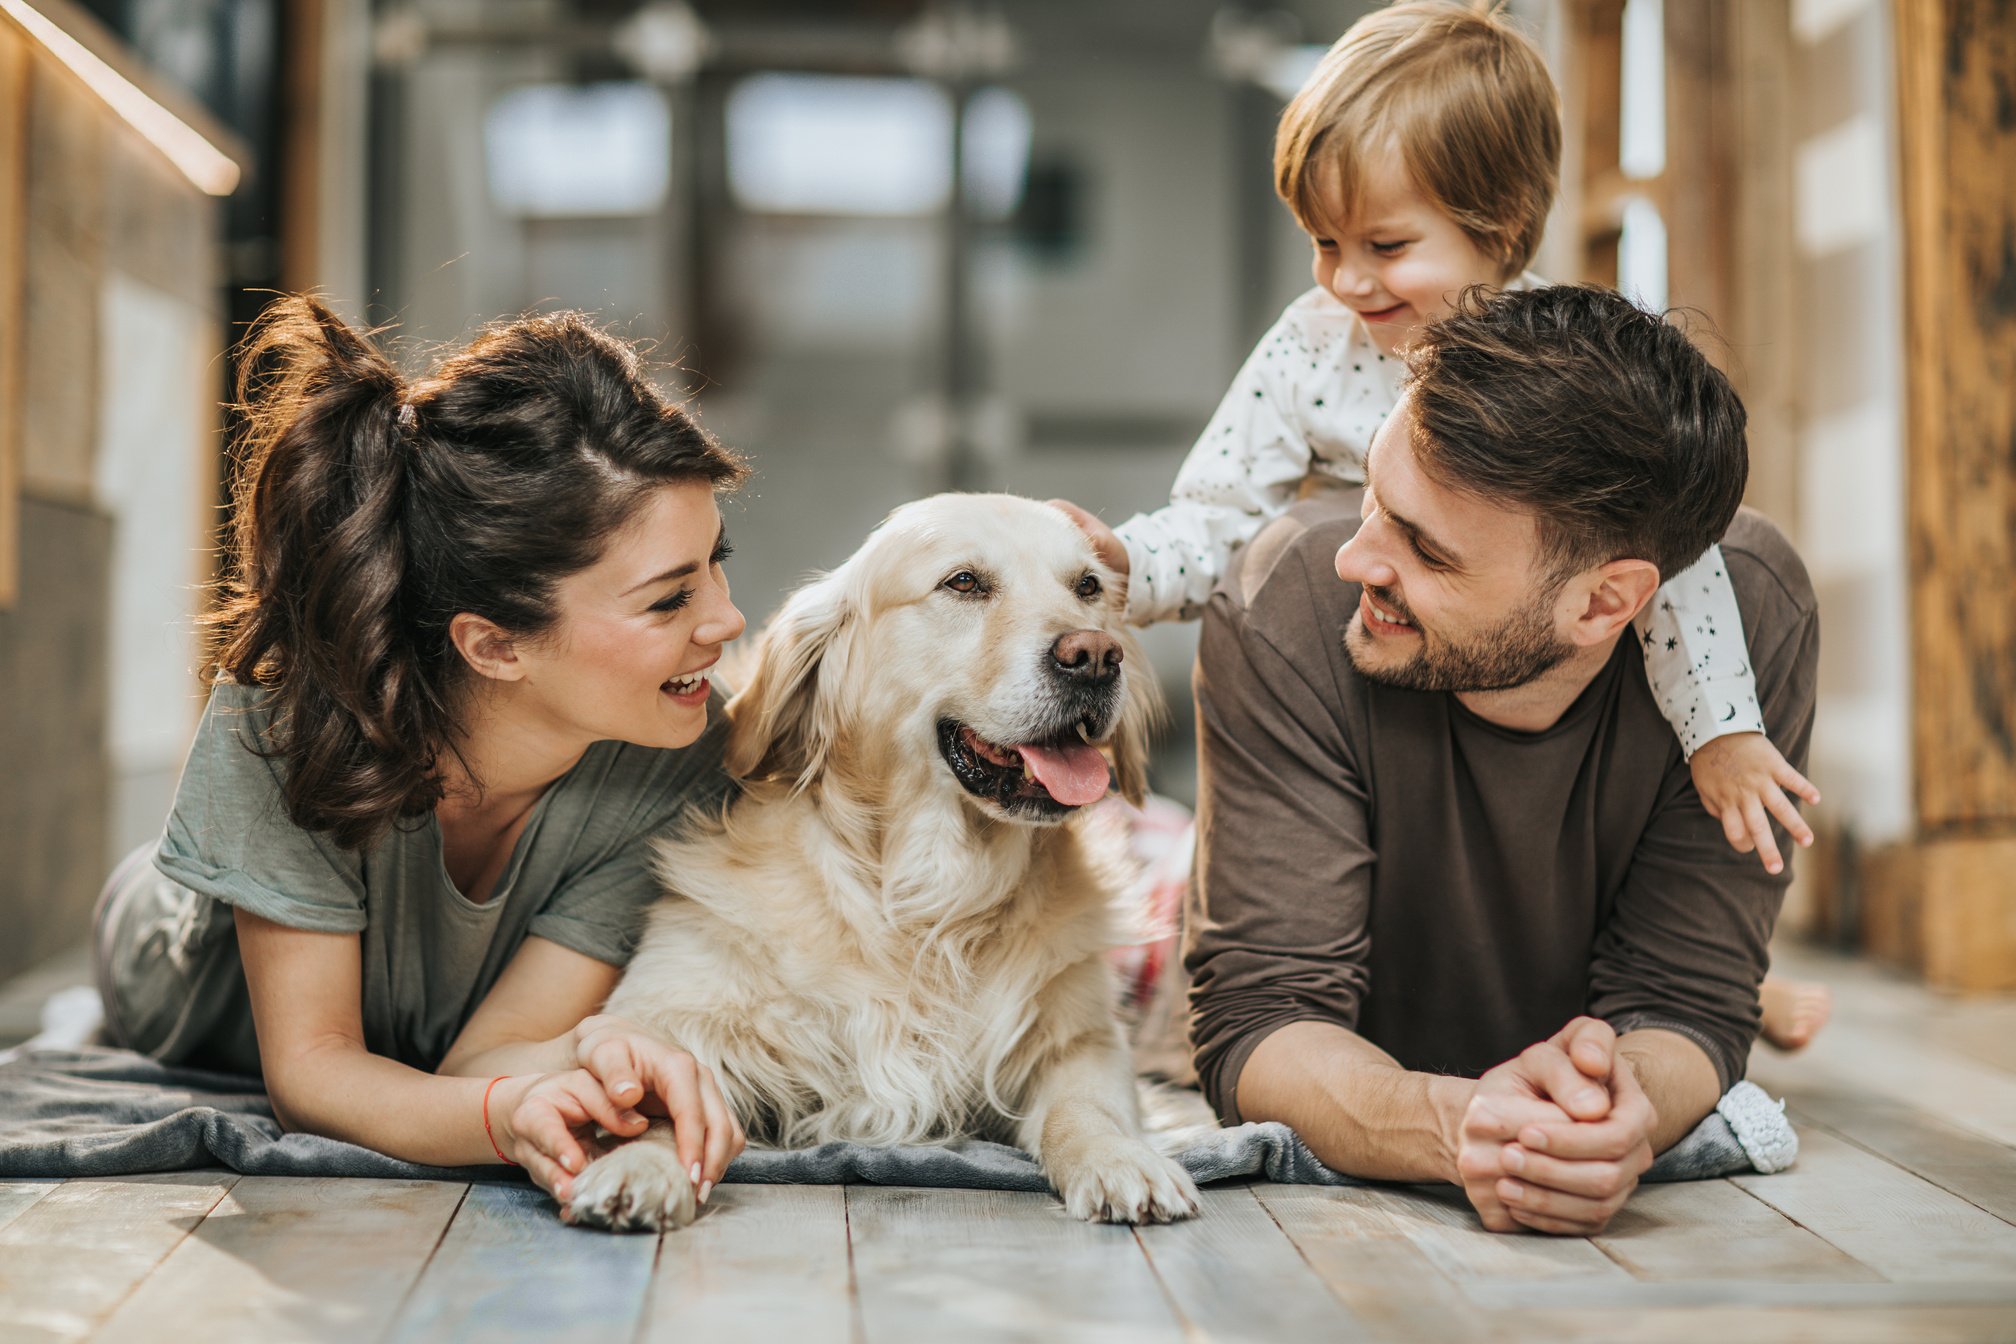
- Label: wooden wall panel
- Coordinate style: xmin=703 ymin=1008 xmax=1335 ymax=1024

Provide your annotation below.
xmin=1895 ymin=0 xmax=2016 ymax=831
xmin=0 ymin=25 xmax=25 ymax=608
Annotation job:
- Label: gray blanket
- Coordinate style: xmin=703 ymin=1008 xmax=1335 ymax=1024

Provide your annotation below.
xmin=0 ymin=1047 xmax=1794 ymax=1190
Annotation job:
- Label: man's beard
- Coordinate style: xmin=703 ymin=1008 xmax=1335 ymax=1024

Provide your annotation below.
xmin=1345 ymin=583 xmax=1572 ymax=693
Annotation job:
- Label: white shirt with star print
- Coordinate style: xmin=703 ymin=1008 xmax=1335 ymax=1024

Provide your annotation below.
xmin=1116 ymin=280 xmax=1766 ymax=755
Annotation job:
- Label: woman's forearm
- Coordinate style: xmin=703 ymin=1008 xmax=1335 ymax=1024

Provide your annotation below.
xmin=436 ymin=1031 xmax=576 ymax=1080
xmin=268 ymin=1039 xmax=530 ymax=1167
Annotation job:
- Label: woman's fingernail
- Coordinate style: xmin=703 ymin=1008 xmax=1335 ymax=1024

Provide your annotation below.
xmin=699 ymin=1180 xmax=713 ymax=1204
xmin=623 ymin=1111 xmax=646 ymax=1127
xmin=1576 ymin=1090 xmax=1605 ymax=1111
xmin=690 ymin=1162 xmax=702 ymax=1185
xmin=1520 ymin=1128 xmax=1548 ymax=1151
xmin=566 ymin=1152 xmax=581 ymax=1172
xmin=1499 ymin=1179 xmax=1525 ymax=1202
xmin=617 ymin=1081 xmax=641 ymax=1099
xmin=1502 ymin=1146 xmax=1526 ymax=1173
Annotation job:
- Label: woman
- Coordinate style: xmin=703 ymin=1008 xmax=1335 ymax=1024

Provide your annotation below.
xmin=93 ymin=296 xmax=747 ymax=1205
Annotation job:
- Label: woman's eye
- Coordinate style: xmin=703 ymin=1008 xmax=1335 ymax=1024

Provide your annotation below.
xmin=650 ymin=589 xmax=694 ymax=614
xmin=1370 ymin=240 xmax=1409 ymax=256
xmin=942 ymin=571 xmax=983 ymax=595
xmin=1312 ymin=237 xmax=1338 ymax=252
xmin=1075 ymin=573 xmax=1102 ymax=600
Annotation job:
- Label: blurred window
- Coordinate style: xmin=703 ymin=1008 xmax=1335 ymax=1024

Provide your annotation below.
xmin=727 ymin=74 xmax=1028 ymax=219
xmin=484 ymin=82 xmax=671 ymax=218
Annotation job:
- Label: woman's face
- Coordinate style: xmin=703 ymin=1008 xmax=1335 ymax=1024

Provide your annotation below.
xmin=511 ymin=481 xmax=746 ymax=753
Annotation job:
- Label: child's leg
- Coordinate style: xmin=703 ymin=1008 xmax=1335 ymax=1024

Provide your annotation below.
xmin=1759 ymin=976 xmax=1832 ymax=1051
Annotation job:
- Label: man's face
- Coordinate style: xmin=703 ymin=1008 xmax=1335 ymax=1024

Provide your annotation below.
xmin=1334 ymin=397 xmax=1574 ymax=692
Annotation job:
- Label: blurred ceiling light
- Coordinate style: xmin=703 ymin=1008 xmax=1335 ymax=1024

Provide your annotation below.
xmin=1206 ymin=8 xmax=1324 ymax=101
xmin=895 ymin=5 xmax=1016 ymax=80
xmin=728 ymin=75 xmax=952 ymax=216
xmin=0 ymin=0 xmax=239 ymax=195
xmin=616 ymin=1 xmax=710 ymax=83
xmin=484 ymin=83 xmax=671 ymax=218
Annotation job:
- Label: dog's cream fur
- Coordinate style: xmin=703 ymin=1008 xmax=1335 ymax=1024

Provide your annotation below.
xmin=565 ymin=494 xmax=1201 ymax=1231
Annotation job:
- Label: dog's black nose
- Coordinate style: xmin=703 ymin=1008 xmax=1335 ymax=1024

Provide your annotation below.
xmin=1051 ymin=630 xmax=1123 ymax=683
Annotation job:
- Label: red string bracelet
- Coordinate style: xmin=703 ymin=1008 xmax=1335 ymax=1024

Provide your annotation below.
xmin=482 ymin=1075 xmax=518 ymax=1166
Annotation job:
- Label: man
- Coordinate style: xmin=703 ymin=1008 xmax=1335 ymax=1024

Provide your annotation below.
xmin=1185 ymin=284 xmax=1817 ymax=1236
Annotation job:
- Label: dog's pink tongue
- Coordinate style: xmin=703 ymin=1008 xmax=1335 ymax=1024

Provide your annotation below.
xmin=1018 ymin=742 xmax=1110 ymax=806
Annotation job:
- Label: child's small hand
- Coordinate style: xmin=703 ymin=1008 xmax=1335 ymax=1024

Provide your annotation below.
xmin=1689 ymin=732 xmax=1821 ymax=875
xmin=1047 ymin=499 xmax=1130 ymax=580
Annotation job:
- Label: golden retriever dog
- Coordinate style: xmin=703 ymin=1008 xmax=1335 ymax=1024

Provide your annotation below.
xmin=564 ymin=494 xmax=1203 ymax=1232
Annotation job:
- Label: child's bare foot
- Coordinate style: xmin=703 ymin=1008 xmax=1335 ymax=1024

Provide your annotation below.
xmin=1760 ymin=977 xmax=1832 ymax=1051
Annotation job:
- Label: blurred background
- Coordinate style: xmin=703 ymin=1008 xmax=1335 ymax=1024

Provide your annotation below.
xmin=1 ymin=0 xmax=2011 ymax=1016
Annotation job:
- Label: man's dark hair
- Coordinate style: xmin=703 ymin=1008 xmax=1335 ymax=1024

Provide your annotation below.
xmin=1404 ymin=284 xmax=1748 ymax=582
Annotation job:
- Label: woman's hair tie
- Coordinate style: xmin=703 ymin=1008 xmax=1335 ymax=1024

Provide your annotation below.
xmin=397 ymin=401 xmax=418 ymax=431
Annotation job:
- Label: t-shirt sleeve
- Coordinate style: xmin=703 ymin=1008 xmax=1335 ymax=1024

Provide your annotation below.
xmin=527 ymin=705 xmax=735 ymax=966
xmin=153 ymin=682 xmax=368 ymax=933
xmin=1185 ymin=515 xmax=1376 ymax=1125
xmin=1588 ymin=515 xmax=1820 ymax=1091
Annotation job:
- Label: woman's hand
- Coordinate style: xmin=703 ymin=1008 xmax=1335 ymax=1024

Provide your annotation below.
xmin=490 ymin=1069 xmax=648 ymax=1201
xmin=571 ymin=1014 xmax=747 ymax=1200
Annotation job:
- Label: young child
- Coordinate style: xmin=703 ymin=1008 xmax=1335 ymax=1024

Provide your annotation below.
xmin=1062 ymin=0 xmax=1830 ymax=1051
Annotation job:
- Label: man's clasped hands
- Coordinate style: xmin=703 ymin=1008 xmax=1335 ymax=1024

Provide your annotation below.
xmin=1454 ymin=1017 xmax=1658 ymax=1235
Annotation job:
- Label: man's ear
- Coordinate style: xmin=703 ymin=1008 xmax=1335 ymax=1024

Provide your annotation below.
xmin=1566 ymin=559 xmax=1661 ymax=647
xmin=450 ymin=612 xmax=526 ymax=682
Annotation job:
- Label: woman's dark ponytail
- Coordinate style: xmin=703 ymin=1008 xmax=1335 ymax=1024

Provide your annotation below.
xmin=208 ymin=295 xmax=745 ymax=852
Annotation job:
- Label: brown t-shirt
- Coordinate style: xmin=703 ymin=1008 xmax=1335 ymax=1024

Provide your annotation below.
xmin=1184 ymin=499 xmax=1819 ymax=1125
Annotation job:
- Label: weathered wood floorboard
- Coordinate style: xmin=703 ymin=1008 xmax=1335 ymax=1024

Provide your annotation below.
xmin=0 ymin=1173 xmax=237 ymax=1343
xmin=1129 ymin=1184 xmax=1372 ymax=1342
xmin=383 ymin=1182 xmax=658 ymax=1344
xmin=846 ymin=1186 xmax=1184 ymax=1344
xmin=90 ymin=1177 xmax=467 ymax=1344
xmin=638 ymin=1184 xmax=853 ymax=1344
xmin=1777 ymin=1092 xmax=2016 ymax=1226
xmin=1588 ymin=1177 xmax=1875 ymax=1283
xmin=1356 ymin=1182 xmax=1629 ymax=1285
xmin=0 ymin=1179 xmax=60 ymax=1234
xmin=1731 ymin=1127 xmax=2016 ymax=1282
xmin=1254 ymin=1184 xmax=1494 ymax=1344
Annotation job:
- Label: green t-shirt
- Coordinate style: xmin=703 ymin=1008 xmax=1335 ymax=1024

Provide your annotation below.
xmin=106 ymin=681 xmax=731 ymax=1076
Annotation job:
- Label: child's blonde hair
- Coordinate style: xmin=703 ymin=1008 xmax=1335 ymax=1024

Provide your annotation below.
xmin=1275 ymin=1 xmax=1560 ymax=278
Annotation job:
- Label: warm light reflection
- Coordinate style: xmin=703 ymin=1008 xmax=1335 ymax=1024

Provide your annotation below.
xmin=0 ymin=0 xmax=240 ymax=196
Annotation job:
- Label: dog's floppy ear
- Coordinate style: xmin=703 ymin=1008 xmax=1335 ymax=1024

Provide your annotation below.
xmin=1109 ymin=629 xmax=1165 ymax=807
xmin=724 ymin=571 xmax=852 ymax=788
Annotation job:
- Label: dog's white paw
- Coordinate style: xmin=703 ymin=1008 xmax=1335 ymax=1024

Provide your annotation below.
xmin=1048 ymin=1135 xmax=1201 ymax=1224
xmin=563 ymin=1141 xmax=698 ymax=1233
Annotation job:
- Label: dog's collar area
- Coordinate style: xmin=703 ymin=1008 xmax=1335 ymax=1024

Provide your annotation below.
xmin=937 ymin=719 xmax=1107 ymax=820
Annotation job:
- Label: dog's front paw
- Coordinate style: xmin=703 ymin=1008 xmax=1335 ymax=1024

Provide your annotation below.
xmin=1048 ymin=1135 xmax=1201 ymax=1224
xmin=563 ymin=1140 xmax=697 ymax=1233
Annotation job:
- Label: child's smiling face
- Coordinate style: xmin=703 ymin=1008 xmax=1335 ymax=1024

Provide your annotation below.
xmin=1304 ymin=146 xmax=1514 ymax=357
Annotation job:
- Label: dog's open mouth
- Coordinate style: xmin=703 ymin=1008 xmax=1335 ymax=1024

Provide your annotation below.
xmin=938 ymin=719 xmax=1111 ymax=816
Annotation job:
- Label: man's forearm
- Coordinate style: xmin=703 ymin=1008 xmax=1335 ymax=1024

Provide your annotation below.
xmin=1617 ymin=1028 xmax=1723 ymax=1152
xmin=1235 ymin=1020 xmax=1474 ymax=1182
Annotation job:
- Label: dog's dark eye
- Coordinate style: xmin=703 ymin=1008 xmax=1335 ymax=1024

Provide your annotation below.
xmin=1075 ymin=573 xmax=1102 ymax=601
xmin=943 ymin=570 xmax=984 ymax=595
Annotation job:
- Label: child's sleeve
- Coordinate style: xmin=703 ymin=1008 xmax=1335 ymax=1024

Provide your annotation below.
xmin=1634 ymin=544 xmax=1768 ymax=757
xmin=1116 ymin=328 xmax=1316 ymax=625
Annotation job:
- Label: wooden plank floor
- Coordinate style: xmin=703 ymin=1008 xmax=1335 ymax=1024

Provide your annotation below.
xmin=2 ymin=941 xmax=2013 ymax=1344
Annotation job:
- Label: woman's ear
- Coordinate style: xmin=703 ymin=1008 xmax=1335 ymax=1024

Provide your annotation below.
xmin=723 ymin=571 xmax=852 ymax=788
xmin=449 ymin=612 xmax=524 ymax=682
xmin=1108 ymin=629 xmax=1165 ymax=807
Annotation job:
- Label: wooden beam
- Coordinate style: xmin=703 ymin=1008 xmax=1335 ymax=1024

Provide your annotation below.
xmin=1896 ymin=0 xmax=2016 ymax=832
xmin=0 ymin=22 xmax=25 ymax=609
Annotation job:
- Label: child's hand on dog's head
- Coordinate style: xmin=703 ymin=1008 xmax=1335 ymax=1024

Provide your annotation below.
xmin=1047 ymin=499 xmax=1130 ymax=581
